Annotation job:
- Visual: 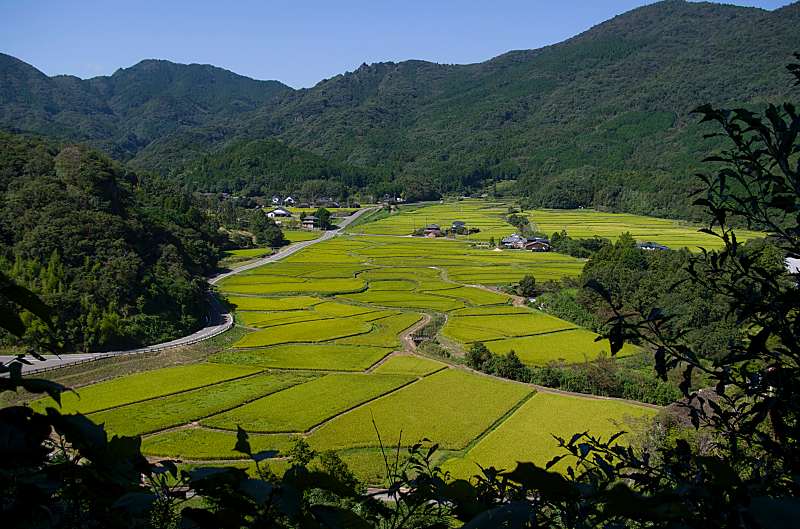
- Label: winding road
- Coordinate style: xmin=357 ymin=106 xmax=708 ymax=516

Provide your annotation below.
xmin=2 ymin=207 xmax=376 ymax=375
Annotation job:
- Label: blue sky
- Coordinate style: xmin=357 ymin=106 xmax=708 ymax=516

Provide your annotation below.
xmin=0 ymin=0 xmax=793 ymax=88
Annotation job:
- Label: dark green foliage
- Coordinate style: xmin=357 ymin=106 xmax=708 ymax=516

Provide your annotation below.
xmin=550 ymin=231 xmax=611 ymax=258
xmin=0 ymin=132 xmax=221 ymax=351
xmin=536 ymin=287 xmax=599 ymax=330
xmin=314 ymin=207 xmax=333 ymax=230
xmin=529 ymin=355 xmax=682 ymax=406
xmin=3 ymin=3 xmax=799 ymax=219
xmin=516 ymin=274 xmax=536 ymax=297
xmin=466 ymin=342 xmax=532 ymax=383
xmin=178 ymin=138 xmax=384 ymax=197
xmin=577 ymin=232 xmax=784 ymax=360
xmin=465 ymin=342 xmax=493 ymax=371
xmin=247 ymin=211 xmax=286 ymax=247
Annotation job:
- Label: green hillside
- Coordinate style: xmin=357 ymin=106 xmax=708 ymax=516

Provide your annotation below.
xmin=1 ymin=1 xmax=799 ymax=218
xmin=0 ymin=132 xmax=222 ymax=351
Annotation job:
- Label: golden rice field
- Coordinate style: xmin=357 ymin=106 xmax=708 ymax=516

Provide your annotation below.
xmin=32 ymin=201 xmax=682 ymax=485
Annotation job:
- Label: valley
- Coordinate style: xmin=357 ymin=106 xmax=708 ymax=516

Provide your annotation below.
xmin=28 ymin=200 xmax=699 ymax=484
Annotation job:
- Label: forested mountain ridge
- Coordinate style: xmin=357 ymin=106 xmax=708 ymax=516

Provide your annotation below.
xmin=0 ymin=54 xmax=291 ymax=163
xmin=0 ymin=132 xmax=222 ymax=351
xmin=1 ymin=1 xmax=799 ymax=217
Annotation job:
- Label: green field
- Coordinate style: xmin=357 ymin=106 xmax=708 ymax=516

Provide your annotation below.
xmin=203 ymin=373 xmax=413 ymax=432
xmin=484 ymin=329 xmax=639 ymax=365
xmin=347 ymin=200 xmax=759 ymax=250
xmin=346 ymin=200 xmax=519 ymax=241
xmin=526 ymin=209 xmax=761 ymax=250
xmin=443 ymin=392 xmax=657 ymax=478
xmin=38 ymin=201 xmax=683 ymax=485
xmin=283 ymin=229 xmax=320 ymax=243
xmin=226 ymin=295 xmax=322 ymax=311
xmin=371 ymin=355 xmax=446 ymax=376
xmin=212 ymin=344 xmax=393 ymax=371
xmin=90 ymin=371 xmax=313 ymax=436
xmin=32 ymin=363 xmax=262 ymax=414
xmin=143 ymin=428 xmax=297 ymax=460
xmin=308 ymin=369 xmax=533 ymax=450
xmin=233 ymin=318 xmax=373 ymax=348
xmin=441 ymin=311 xmax=576 ymax=343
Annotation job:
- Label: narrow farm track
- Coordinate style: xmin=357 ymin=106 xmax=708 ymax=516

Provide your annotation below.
xmin=3 ymin=208 xmax=377 ymax=374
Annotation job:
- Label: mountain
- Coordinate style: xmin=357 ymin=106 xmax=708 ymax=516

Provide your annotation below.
xmin=1 ymin=1 xmax=799 ymax=218
xmin=0 ymin=55 xmax=291 ymax=161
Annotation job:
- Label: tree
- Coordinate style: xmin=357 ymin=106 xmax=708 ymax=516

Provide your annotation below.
xmin=314 ymin=207 xmax=333 ymax=230
xmin=248 ymin=210 xmax=285 ymax=246
xmin=516 ymin=274 xmax=536 ymax=297
xmin=465 ymin=342 xmax=493 ymax=371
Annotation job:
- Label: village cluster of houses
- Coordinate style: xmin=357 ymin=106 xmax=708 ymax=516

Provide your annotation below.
xmin=271 ymin=195 xmax=346 ymax=208
xmin=265 ymin=207 xmax=320 ymax=230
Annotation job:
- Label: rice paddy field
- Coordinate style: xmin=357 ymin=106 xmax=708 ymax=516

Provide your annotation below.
xmin=31 ymin=201 xmax=676 ymax=485
xmin=526 ymin=209 xmax=761 ymax=250
xmin=348 ymin=199 xmax=758 ymax=250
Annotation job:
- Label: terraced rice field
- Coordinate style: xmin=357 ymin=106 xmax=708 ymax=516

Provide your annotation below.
xmin=212 ymin=344 xmax=393 ymax=371
xmin=40 ymin=202 xmax=677 ymax=485
xmin=347 ymin=200 xmax=516 ymax=240
xmin=283 ymin=229 xmax=321 ymax=243
xmin=484 ymin=329 xmax=639 ymax=365
xmin=526 ymin=209 xmax=760 ymax=250
xmin=143 ymin=429 xmax=296 ymax=460
xmin=371 ymin=355 xmax=446 ymax=376
xmin=308 ymin=369 xmax=534 ymax=450
xmin=443 ymin=392 xmax=658 ymax=478
xmin=202 ymin=373 xmax=414 ymax=432
xmin=90 ymin=371 xmax=314 ymax=436
xmin=348 ymin=200 xmax=759 ymax=250
xmin=32 ymin=363 xmax=262 ymax=414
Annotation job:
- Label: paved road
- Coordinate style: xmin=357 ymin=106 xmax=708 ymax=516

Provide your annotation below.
xmin=2 ymin=207 xmax=376 ymax=375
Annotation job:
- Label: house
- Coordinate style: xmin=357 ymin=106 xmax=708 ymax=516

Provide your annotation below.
xmin=501 ymin=234 xmax=527 ymax=249
xmin=301 ymin=215 xmax=319 ymax=230
xmin=786 ymin=257 xmax=800 ymax=274
xmin=266 ymin=207 xmax=292 ymax=219
xmin=423 ymin=224 xmax=442 ymax=237
xmin=283 ymin=196 xmax=296 ymax=205
xmin=637 ymin=241 xmax=670 ymax=251
xmin=271 ymin=196 xmax=281 ymax=205
xmin=452 ymin=220 xmax=466 ymax=231
xmin=525 ymin=239 xmax=551 ymax=252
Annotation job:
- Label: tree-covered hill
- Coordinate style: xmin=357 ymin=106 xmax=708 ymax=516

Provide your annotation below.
xmin=178 ymin=138 xmax=387 ymax=197
xmin=0 ymin=54 xmax=291 ymax=163
xmin=1 ymin=1 xmax=799 ymax=217
xmin=0 ymin=132 xmax=223 ymax=351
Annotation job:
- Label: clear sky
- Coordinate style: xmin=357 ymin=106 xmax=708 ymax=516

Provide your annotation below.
xmin=0 ymin=0 xmax=793 ymax=88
